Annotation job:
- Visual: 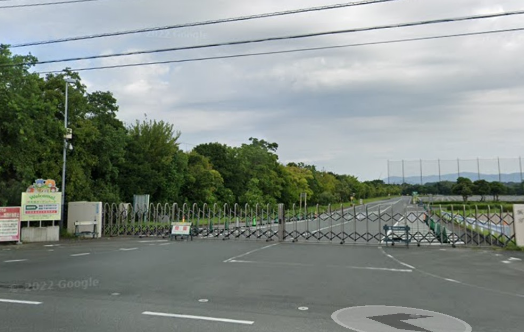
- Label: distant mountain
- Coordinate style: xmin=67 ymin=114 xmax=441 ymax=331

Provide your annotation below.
xmin=386 ymin=172 xmax=523 ymax=185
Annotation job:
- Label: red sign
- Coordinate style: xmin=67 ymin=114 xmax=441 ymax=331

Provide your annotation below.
xmin=0 ymin=207 xmax=21 ymax=242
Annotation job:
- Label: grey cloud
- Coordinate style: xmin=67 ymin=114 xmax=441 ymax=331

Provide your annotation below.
xmin=2 ymin=0 xmax=523 ymax=180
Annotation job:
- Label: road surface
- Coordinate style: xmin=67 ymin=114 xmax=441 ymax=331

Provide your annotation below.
xmin=1 ymin=236 xmax=524 ymax=332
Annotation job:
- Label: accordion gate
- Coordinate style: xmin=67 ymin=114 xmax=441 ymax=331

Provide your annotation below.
xmin=102 ymin=203 xmax=516 ymax=248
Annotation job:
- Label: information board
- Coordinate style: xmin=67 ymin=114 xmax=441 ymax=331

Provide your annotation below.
xmin=21 ymin=192 xmax=62 ymax=221
xmin=514 ymin=204 xmax=524 ymax=247
xmin=171 ymin=222 xmax=191 ymax=236
xmin=0 ymin=207 xmax=21 ymax=242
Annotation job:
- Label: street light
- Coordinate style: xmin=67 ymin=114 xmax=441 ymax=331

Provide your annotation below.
xmin=60 ymin=78 xmax=76 ymax=231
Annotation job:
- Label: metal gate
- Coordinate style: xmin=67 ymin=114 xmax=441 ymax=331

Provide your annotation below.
xmin=101 ymin=202 xmax=516 ymax=248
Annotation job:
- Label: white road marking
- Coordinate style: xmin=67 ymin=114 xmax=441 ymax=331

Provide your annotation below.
xmin=445 ymin=278 xmax=461 ymax=284
xmin=119 ymin=248 xmax=138 ymax=251
xmin=378 ymin=205 xmax=393 ymax=213
xmin=366 ymin=199 xmax=403 ymax=212
xmin=398 ymin=262 xmax=415 ymax=269
xmin=142 ymin=311 xmax=254 ymax=325
xmin=344 ymin=266 xmax=412 ymax=273
xmin=0 ymin=298 xmax=42 ymax=305
xmin=298 ymin=307 xmax=309 ymax=311
xmin=159 ymin=243 xmax=170 ymax=246
xmin=223 ymin=243 xmax=278 ymax=263
xmin=111 ymin=293 xmax=120 ymax=296
xmin=312 ymin=221 xmax=347 ymax=234
xmin=382 ymin=248 xmax=524 ymax=299
xmin=509 ymin=257 xmax=522 ymax=261
xmin=198 ymin=299 xmax=209 ymax=303
xmin=228 ymin=259 xmax=412 ymax=272
xmin=138 ymin=240 xmax=168 ymax=243
xmin=380 ymin=248 xmax=416 ymax=270
xmin=229 ymin=259 xmax=312 ymax=267
xmin=3 ymin=259 xmax=27 ymax=263
xmin=71 ymin=253 xmax=90 ymax=257
xmin=502 ymin=261 xmax=511 ymax=264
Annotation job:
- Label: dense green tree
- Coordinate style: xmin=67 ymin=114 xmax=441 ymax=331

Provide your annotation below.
xmin=280 ymin=164 xmax=313 ymax=206
xmin=473 ymin=180 xmax=491 ymax=202
xmin=236 ymin=138 xmax=284 ymax=204
xmin=118 ymin=118 xmax=184 ymax=203
xmin=193 ymin=142 xmax=243 ymax=201
xmin=452 ymin=177 xmax=474 ymax=202
xmin=0 ymin=46 xmax=61 ymax=204
xmin=181 ymin=152 xmax=224 ymax=205
xmin=490 ymin=182 xmax=506 ymax=201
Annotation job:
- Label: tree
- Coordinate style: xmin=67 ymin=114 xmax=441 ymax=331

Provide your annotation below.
xmin=452 ymin=177 xmax=474 ymax=202
xmin=280 ymin=164 xmax=313 ymax=206
xmin=181 ymin=152 xmax=224 ymax=205
xmin=119 ymin=118 xmax=184 ymax=202
xmin=235 ymin=138 xmax=284 ymax=204
xmin=473 ymin=180 xmax=491 ymax=202
xmin=335 ymin=175 xmax=361 ymax=202
xmin=490 ymin=182 xmax=506 ymax=201
xmin=240 ymin=178 xmax=265 ymax=206
xmin=193 ymin=142 xmax=243 ymax=201
xmin=0 ymin=46 xmax=61 ymax=204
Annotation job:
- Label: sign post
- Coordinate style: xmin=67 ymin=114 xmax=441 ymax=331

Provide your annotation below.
xmin=0 ymin=207 xmax=21 ymax=243
xmin=513 ymin=204 xmax=524 ymax=247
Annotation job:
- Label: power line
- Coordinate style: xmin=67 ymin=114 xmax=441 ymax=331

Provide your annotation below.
xmin=36 ymin=27 xmax=524 ymax=74
xmin=8 ymin=9 xmax=524 ymax=68
xmin=11 ymin=0 xmax=401 ymax=47
xmin=0 ymin=0 xmax=97 ymax=9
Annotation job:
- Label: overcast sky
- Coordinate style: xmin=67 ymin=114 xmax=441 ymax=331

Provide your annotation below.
xmin=2 ymin=0 xmax=523 ymax=181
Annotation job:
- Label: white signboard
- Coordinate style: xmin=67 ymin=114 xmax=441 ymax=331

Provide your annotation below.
xmin=171 ymin=222 xmax=191 ymax=236
xmin=513 ymin=204 xmax=524 ymax=247
xmin=0 ymin=207 xmax=21 ymax=242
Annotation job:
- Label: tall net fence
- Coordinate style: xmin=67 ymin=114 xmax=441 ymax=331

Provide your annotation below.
xmin=387 ymin=158 xmax=524 ymax=184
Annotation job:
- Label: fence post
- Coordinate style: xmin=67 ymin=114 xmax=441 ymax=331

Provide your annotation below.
xmin=278 ymin=204 xmax=285 ymax=242
xmin=475 ymin=205 xmax=480 ymax=246
xmin=487 ymin=205 xmax=492 ymax=246
xmin=462 ymin=204 xmax=468 ymax=248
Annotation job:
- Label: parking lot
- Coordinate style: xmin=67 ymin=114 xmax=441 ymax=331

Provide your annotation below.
xmin=1 ymin=237 xmax=524 ymax=332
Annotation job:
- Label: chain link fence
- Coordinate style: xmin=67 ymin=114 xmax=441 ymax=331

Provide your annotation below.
xmin=387 ymin=158 xmax=524 ymax=184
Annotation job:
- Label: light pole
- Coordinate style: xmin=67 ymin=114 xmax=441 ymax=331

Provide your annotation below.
xmin=61 ymin=78 xmax=76 ymax=231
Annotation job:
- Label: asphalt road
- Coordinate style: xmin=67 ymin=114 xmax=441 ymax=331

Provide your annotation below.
xmin=1 ymin=236 xmax=524 ymax=332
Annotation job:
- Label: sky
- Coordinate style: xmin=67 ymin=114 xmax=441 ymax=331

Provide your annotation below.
xmin=1 ymin=0 xmax=523 ymax=181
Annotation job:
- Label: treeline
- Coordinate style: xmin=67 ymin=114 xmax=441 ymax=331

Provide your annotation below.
xmin=401 ymin=178 xmax=524 ymax=201
xmin=0 ymin=46 xmax=402 ymax=206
